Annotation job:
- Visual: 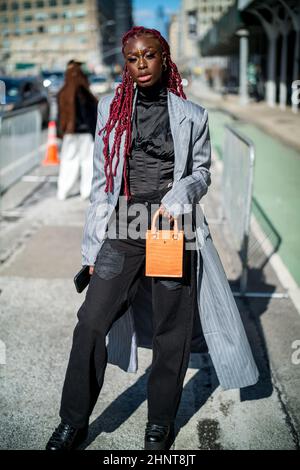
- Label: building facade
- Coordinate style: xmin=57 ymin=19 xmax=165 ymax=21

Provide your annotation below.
xmin=200 ymin=0 xmax=300 ymax=110
xmin=0 ymin=0 xmax=132 ymax=74
xmin=178 ymin=0 xmax=235 ymax=70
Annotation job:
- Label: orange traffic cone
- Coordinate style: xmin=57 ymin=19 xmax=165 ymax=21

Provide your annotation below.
xmin=42 ymin=121 xmax=60 ymax=165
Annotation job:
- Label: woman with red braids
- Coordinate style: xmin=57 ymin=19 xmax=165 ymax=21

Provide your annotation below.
xmin=46 ymin=27 xmax=258 ymax=451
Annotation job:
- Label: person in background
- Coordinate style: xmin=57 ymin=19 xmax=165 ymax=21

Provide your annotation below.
xmin=56 ymin=60 xmax=98 ymax=200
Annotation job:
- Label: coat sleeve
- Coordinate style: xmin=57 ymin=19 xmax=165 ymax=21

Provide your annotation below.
xmin=81 ymin=97 xmax=109 ymax=266
xmin=160 ymin=108 xmax=211 ymax=218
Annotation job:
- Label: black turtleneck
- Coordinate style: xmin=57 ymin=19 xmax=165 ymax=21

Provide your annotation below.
xmin=127 ymin=80 xmax=175 ymax=195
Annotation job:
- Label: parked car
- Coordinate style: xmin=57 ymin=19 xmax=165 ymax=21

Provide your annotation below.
xmin=0 ymin=76 xmax=50 ymax=127
xmin=89 ymin=74 xmax=110 ymax=96
xmin=41 ymin=70 xmax=65 ymax=96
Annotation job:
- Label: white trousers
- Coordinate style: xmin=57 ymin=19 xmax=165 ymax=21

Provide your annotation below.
xmin=57 ymin=133 xmax=94 ymax=200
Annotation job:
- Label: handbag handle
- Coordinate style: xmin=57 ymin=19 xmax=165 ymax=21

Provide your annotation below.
xmin=151 ymin=209 xmax=179 ymax=239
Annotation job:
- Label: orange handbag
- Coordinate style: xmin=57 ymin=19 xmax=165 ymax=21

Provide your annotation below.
xmin=145 ymin=209 xmax=184 ymax=277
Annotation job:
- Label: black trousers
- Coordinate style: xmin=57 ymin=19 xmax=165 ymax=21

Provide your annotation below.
xmin=59 ymin=190 xmax=198 ymax=428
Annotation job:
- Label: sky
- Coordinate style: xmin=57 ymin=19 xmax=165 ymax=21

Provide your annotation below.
xmin=132 ymin=0 xmax=181 ymax=30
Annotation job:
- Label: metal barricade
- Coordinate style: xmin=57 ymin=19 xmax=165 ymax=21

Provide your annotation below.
xmin=221 ymin=124 xmax=288 ymax=300
xmin=0 ymin=106 xmax=42 ymax=194
xmin=222 ymin=124 xmax=255 ymax=294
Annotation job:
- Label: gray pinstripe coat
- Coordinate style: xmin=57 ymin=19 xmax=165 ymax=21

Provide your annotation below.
xmin=81 ymin=88 xmax=259 ymax=390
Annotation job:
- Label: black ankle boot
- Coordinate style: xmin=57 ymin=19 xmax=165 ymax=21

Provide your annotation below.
xmin=144 ymin=422 xmax=174 ymax=450
xmin=46 ymin=421 xmax=88 ymax=450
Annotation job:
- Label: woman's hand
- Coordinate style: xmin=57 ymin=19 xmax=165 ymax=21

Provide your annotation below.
xmin=89 ymin=266 xmax=94 ymax=275
xmin=159 ymin=204 xmax=174 ymax=222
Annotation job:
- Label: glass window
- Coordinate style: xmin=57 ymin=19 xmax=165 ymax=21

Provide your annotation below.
xmin=63 ymin=11 xmax=73 ymax=19
xmin=74 ymin=9 xmax=85 ymax=18
xmin=75 ymin=23 xmax=87 ymax=32
xmin=49 ymin=0 xmax=57 ymax=6
xmin=48 ymin=24 xmax=61 ymax=33
xmin=62 ymin=0 xmax=71 ymax=5
xmin=38 ymin=25 xmax=46 ymax=33
xmin=35 ymin=12 xmax=48 ymax=20
xmin=0 ymin=16 xmax=8 ymax=23
xmin=11 ymin=2 xmax=19 ymax=9
xmin=187 ymin=10 xmax=197 ymax=37
xmin=50 ymin=12 xmax=58 ymax=19
xmin=36 ymin=1 xmax=44 ymax=7
xmin=23 ymin=2 xmax=32 ymax=9
xmin=76 ymin=0 xmax=84 ymax=3
xmin=25 ymin=28 xmax=34 ymax=34
xmin=0 ymin=3 xmax=7 ymax=11
xmin=2 ymin=79 xmax=21 ymax=102
xmin=63 ymin=24 xmax=73 ymax=32
xmin=24 ymin=15 xmax=33 ymax=21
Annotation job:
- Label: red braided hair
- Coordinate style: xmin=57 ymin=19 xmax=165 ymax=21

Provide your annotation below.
xmin=99 ymin=26 xmax=186 ymax=200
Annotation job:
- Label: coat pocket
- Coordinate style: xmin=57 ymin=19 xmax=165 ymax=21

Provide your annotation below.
xmin=94 ymin=240 xmax=125 ymax=280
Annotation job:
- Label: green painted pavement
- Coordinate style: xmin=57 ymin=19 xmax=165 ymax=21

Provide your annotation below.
xmin=207 ymin=108 xmax=300 ymax=287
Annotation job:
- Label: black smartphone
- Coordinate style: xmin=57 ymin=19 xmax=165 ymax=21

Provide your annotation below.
xmin=73 ymin=265 xmax=91 ymax=293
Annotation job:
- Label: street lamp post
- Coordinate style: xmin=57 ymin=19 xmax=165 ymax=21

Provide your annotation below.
xmin=236 ymin=28 xmax=250 ymax=106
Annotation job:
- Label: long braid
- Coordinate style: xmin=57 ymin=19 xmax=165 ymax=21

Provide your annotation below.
xmin=99 ymin=26 xmax=186 ymax=200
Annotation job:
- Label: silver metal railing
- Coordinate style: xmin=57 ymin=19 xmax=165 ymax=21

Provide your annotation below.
xmin=0 ymin=106 xmax=42 ymax=194
xmin=221 ymin=124 xmax=288 ymax=299
xmin=221 ymin=124 xmax=255 ymax=294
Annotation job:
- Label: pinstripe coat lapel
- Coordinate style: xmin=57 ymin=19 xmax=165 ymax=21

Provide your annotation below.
xmin=168 ymin=91 xmax=192 ymax=182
